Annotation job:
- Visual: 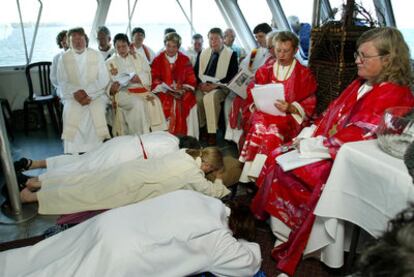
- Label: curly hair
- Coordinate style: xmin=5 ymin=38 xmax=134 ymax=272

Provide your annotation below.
xmin=56 ymin=30 xmax=67 ymax=49
xmin=272 ymin=30 xmax=299 ymax=50
xmin=357 ymin=204 xmax=414 ymax=277
xmin=357 ymin=27 xmax=412 ymax=86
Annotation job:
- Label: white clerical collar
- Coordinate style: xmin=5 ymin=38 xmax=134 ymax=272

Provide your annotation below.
xmin=357 ymin=82 xmax=373 ymax=100
xmin=116 ymin=53 xmax=129 ymax=59
xmin=165 ymin=53 xmax=178 ymax=64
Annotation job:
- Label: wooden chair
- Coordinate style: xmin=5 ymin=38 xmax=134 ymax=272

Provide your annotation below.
xmin=24 ymin=61 xmax=61 ymax=135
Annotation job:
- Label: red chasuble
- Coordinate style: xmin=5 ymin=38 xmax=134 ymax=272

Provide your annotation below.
xmin=238 ymin=60 xmax=317 ymax=161
xmin=252 ymin=79 xmax=414 ymax=275
xmin=151 ymin=51 xmax=197 ymax=135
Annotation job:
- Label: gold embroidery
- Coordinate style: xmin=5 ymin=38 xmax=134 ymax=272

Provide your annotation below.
xmin=328 ymin=124 xmax=338 ymax=137
xmin=109 ymin=63 xmax=118 ymax=76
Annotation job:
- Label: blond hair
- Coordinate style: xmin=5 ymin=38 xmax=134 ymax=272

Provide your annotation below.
xmin=357 ymin=27 xmax=412 ymax=86
xmin=164 ymin=32 xmax=182 ymax=48
xmin=186 ymin=147 xmax=224 ymax=171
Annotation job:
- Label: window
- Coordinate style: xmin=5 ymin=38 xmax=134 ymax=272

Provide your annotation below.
xmin=0 ymin=0 xmax=97 ymax=67
xmin=106 ymin=0 xmax=226 ymax=51
xmin=328 ymin=0 xmax=378 ymax=24
xmin=279 ymin=0 xmax=313 ymax=26
xmin=392 ymin=0 xmax=414 ymax=58
xmin=238 ymin=0 xmax=273 ymax=31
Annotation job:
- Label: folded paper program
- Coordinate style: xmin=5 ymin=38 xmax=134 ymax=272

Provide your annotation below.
xmin=276 ymin=149 xmax=326 ymax=172
xmin=115 ymin=72 xmax=135 ymax=87
xmin=251 ymin=83 xmax=286 ymax=116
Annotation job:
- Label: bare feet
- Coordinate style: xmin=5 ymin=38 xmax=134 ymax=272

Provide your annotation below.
xmin=20 ymin=188 xmax=38 ymax=203
xmin=26 ymin=177 xmax=41 ymax=191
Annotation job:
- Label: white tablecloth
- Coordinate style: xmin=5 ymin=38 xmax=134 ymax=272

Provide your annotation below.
xmin=304 ymin=140 xmax=414 ymax=268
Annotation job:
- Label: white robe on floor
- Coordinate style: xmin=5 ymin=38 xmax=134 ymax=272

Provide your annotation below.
xmin=39 ymin=131 xmax=179 ymax=182
xmin=0 ymin=191 xmax=261 ymax=277
xmin=37 ymin=149 xmax=231 ymax=214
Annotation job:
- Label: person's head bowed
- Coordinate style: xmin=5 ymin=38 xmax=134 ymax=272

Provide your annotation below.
xmin=272 ymin=30 xmax=298 ymax=66
xmin=186 ymin=147 xmax=224 ymax=175
xmin=227 ymin=200 xmax=256 ymax=241
xmin=357 ymin=204 xmax=414 ymax=277
xmin=355 ymin=27 xmax=412 ymax=86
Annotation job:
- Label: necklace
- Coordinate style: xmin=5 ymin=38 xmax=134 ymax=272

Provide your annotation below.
xmin=275 ymin=60 xmax=295 ymax=81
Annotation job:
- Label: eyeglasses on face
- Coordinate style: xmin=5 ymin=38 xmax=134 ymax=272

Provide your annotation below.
xmin=354 ymin=51 xmax=384 ymax=61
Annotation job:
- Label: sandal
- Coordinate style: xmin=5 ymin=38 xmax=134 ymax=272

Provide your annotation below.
xmin=13 ymin=157 xmax=32 ymax=172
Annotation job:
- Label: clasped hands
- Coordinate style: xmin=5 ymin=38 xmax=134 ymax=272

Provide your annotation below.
xmin=199 ymin=82 xmax=218 ymax=93
xmin=73 ymin=90 xmax=91 ymax=105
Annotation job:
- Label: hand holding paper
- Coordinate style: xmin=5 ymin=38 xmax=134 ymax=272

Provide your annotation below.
xmin=251 ymin=83 xmax=286 ymax=116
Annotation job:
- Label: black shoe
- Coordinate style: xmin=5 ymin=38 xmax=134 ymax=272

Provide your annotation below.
xmin=14 ymin=157 xmax=32 ymax=172
xmin=16 ymin=172 xmax=29 ymax=190
xmin=1 ymin=184 xmax=11 ymax=209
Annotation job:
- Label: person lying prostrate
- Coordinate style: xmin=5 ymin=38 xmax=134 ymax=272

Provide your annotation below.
xmin=0 ymin=191 xmax=261 ymax=277
xmin=14 ymin=131 xmax=191 ymax=184
xmin=20 ymin=147 xmax=230 ymax=215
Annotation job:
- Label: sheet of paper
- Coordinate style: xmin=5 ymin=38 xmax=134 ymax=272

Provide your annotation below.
xmin=115 ymin=72 xmax=135 ymax=87
xmin=251 ymin=83 xmax=286 ymax=116
xmin=276 ymin=149 xmax=327 ymax=172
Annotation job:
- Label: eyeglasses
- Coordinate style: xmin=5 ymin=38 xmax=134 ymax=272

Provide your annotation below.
xmin=354 ymin=51 xmax=384 ymax=61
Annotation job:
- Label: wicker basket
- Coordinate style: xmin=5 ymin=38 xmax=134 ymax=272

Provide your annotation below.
xmin=309 ymin=22 xmax=371 ymax=114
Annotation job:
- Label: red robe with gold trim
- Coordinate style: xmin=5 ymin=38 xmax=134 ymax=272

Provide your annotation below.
xmin=239 ymin=60 xmax=317 ymax=162
xmin=252 ymin=79 xmax=414 ymax=275
xmin=151 ymin=52 xmax=197 ymax=135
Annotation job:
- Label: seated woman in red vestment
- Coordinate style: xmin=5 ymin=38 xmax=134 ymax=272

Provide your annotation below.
xmin=238 ymin=31 xmax=317 ymax=182
xmin=151 ymin=32 xmax=199 ymax=138
xmin=251 ymin=27 xmax=414 ymax=276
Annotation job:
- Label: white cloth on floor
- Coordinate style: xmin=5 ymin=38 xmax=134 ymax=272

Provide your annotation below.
xmin=40 ymin=131 xmax=179 ymax=182
xmin=37 ymin=150 xmax=231 ymax=214
xmin=0 ymin=191 xmax=261 ymax=277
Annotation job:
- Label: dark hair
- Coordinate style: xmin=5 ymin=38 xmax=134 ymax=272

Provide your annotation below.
xmin=97 ymin=26 xmax=111 ymax=37
xmin=113 ymin=33 xmax=130 ymax=45
xmin=192 ymin=33 xmax=203 ymax=40
xmin=357 ymin=204 xmax=414 ymax=277
xmin=177 ymin=135 xmax=201 ymax=149
xmin=253 ymin=23 xmax=272 ymax=34
xmin=164 ymin=28 xmax=176 ymax=35
xmin=56 ymin=30 xmax=67 ymax=48
xmin=404 ymin=142 xmax=414 ymax=178
xmin=208 ymin=27 xmax=223 ymax=38
xmin=132 ymin=27 xmax=145 ymax=37
xmin=227 ymin=201 xmax=256 ymax=241
xmin=68 ymin=27 xmax=86 ymax=38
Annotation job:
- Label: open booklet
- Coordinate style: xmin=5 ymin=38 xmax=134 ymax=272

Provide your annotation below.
xmin=114 ymin=72 xmax=135 ymax=87
xmin=200 ymin=67 xmax=253 ymax=99
xmin=251 ymin=83 xmax=286 ymax=116
xmin=276 ymin=149 xmax=329 ymax=172
xmin=159 ymin=82 xmax=194 ymax=93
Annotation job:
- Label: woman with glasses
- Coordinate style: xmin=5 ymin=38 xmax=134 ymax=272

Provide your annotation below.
xmin=236 ymin=31 xmax=317 ymax=182
xmin=251 ymin=27 xmax=414 ymax=276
